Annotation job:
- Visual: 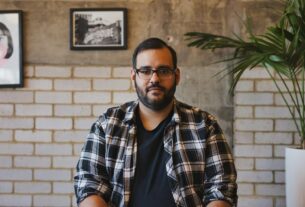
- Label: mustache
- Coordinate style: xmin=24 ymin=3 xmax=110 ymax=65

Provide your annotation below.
xmin=146 ymin=83 xmax=165 ymax=92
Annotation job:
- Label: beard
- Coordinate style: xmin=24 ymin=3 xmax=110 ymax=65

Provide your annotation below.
xmin=135 ymin=80 xmax=176 ymax=111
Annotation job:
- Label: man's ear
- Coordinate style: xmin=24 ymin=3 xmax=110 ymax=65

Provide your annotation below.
xmin=131 ymin=68 xmax=136 ymax=80
xmin=175 ymin=68 xmax=181 ymax=85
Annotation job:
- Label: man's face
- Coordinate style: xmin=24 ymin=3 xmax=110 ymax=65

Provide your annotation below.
xmin=131 ymin=47 xmax=180 ymax=111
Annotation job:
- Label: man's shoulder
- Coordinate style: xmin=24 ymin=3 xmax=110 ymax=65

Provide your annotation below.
xmin=102 ymin=101 xmax=137 ymax=121
xmin=175 ymin=100 xmax=215 ymax=123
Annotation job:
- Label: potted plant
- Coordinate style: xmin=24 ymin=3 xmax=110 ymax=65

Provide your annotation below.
xmin=185 ymin=0 xmax=305 ymax=206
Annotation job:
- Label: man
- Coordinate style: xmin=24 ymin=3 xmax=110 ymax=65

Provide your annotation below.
xmin=74 ymin=37 xmax=238 ymax=207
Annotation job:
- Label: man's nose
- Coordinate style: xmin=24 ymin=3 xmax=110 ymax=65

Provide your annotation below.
xmin=149 ymin=71 xmax=160 ymax=82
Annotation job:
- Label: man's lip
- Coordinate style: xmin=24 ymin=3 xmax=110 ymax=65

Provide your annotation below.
xmin=147 ymin=87 xmax=163 ymax=92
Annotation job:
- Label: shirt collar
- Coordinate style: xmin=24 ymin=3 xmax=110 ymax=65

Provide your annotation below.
xmin=122 ymin=98 xmax=182 ymax=124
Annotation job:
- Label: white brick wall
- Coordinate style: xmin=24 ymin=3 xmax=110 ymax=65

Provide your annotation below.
xmin=0 ymin=65 xmax=134 ymax=206
xmin=234 ymin=67 xmax=297 ymax=207
xmin=0 ymin=195 xmax=32 ymax=207
xmin=73 ymin=66 xmax=111 ymax=78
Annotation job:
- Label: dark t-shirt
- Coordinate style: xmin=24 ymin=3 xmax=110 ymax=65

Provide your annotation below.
xmin=129 ymin=113 xmax=176 ymax=207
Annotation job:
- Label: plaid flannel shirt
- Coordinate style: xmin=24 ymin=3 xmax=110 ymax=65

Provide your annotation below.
xmin=74 ymin=100 xmax=238 ymax=206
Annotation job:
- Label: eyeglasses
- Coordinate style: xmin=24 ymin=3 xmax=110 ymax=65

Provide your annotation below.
xmin=134 ymin=66 xmax=176 ymax=80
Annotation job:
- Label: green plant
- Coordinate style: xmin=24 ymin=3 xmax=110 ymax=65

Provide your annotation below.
xmin=185 ymin=0 xmax=305 ymax=149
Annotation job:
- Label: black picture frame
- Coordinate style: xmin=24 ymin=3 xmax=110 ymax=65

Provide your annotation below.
xmin=70 ymin=8 xmax=127 ymax=50
xmin=0 ymin=10 xmax=23 ymax=88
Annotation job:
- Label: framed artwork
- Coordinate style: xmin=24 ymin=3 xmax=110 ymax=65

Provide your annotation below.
xmin=70 ymin=8 xmax=127 ymax=50
xmin=0 ymin=10 xmax=23 ymax=88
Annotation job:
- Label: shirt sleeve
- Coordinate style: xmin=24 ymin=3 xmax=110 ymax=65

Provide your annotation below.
xmin=74 ymin=118 xmax=112 ymax=205
xmin=203 ymin=114 xmax=238 ymax=206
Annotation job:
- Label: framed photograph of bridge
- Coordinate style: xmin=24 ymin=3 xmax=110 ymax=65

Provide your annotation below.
xmin=70 ymin=8 xmax=127 ymax=50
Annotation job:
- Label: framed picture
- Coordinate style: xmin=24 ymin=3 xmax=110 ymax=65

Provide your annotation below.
xmin=0 ymin=10 xmax=23 ymax=88
xmin=70 ymin=8 xmax=127 ymax=50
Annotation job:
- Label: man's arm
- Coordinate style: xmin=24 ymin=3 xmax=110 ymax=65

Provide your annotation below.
xmin=207 ymin=200 xmax=231 ymax=207
xmin=79 ymin=195 xmax=108 ymax=207
xmin=203 ymin=113 xmax=238 ymax=206
xmin=74 ymin=120 xmax=112 ymax=206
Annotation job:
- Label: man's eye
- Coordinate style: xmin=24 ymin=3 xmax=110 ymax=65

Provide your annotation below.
xmin=158 ymin=69 xmax=171 ymax=75
xmin=139 ymin=70 xmax=151 ymax=75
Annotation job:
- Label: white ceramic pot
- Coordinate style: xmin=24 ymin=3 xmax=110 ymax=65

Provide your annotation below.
xmin=285 ymin=147 xmax=305 ymax=207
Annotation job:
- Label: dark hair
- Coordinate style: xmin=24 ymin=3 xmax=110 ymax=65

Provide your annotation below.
xmin=132 ymin=37 xmax=177 ymax=69
xmin=0 ymin=22 xmax=13 ymax=59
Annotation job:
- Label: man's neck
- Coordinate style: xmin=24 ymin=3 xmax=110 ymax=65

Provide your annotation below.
xmin=138 ymin=101 xmax=174 ymax=131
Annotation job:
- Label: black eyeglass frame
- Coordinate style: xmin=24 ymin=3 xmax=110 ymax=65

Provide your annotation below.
xmin=134 ymin=66 xmax=177 ymax=80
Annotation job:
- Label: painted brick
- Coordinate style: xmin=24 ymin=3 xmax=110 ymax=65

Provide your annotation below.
xmin=25 ymin=79 xmax=52 ymax=90
xmin=274 ymin=93 xmax=295 ymax=106
xmin=234 ymin=145 xmax=272 ymax=157
xmin=256 ymin=158 xmax=285 ymax=170
xmin=275 ymin=145 xmax=290 ymax=157
xmin=35 ymin=65 xmax=71 ymax=77
xmin=35 ymin=144 xmax=72 ymax=155
xmin=74 ymin=144 xmax=84 ymax=156
xmin=255 ymin=132 xmax=293 ymax=144
xmin=256 ymin=80 xmax=293 ymax=92
xmin=55 ymin=105 xmax=91 ymax=116
xmin=53 ymin=156 xmax=78 ymax=168
xmin=240 ymin=67 xmax=272 ymax=79
xmin=237 ymin=183 xmax=254 ymax=195
xmin=93 ymin=104 xmax=116 ymax=116
xmin=54 ymin=130 xmax=87 ymax=143
xmin=93 ymin=79 xmax=130 ymax=91
xmin=113 ymin=92 xmax=137 ymax=104
xmin=235 ymin=158 xmax=254 ymax=170
xmin=234 ymin=106 xmax=253 ymax=118
xmin=0 ymin=104 xmax=13 ymax=116
xmin=15 ymin=130 xmax=52 ymax=142
xmin=0 ymin=143 xmax=33 ymax=155
xmin=0 ymin=130 xmax=13 ymax=141
xmin=234 ymin=132 xmax=254 ymax=144
xmin=14 ymin=156 xmax=51 ymax=168
xmin=35 ymin=91 xmax=72 ymax=104
xmin=53 ymin=182 xmax=74 ymax=194
xmin=275 ymin=171 xmax=285 ymax=183
xmin=34 ymin=195 xmax=71 ymax=207
xmin=0 ymin=156 xmax=12 ymax=167
xmin=255 ymin=106 xmax=291 ymax=118
xmin=74 ymin=66 xmax=111 ymax=78
xmin=74 ymin=117 xmax=96 ymax=130
xmin=235 ymin=119 xmax=273 ymax=131
xmin=15 ymin=182 xmax=51 ymax=193
xmin=36 ymin=117 xmax=73 ymax=130
xmin=74 ymin=92 xmax=111 ymax=104
xmin=256 ymin=184 xmax=285 ymax=196
xmin=275 ymin=197 xmax=286 ymax=207
xmin=54 ymin=79 xmax=91 ymax=91
xmin=72 ymin=196 xmax=77 ymax=207
xmin=113 ymin=67 xmax=131 ymax=78
xmin=0 ymin=117 xmax=34 ymax=129
xmin=16 ymin=104 xmax=52 ymax=116
xmin=235 ymin=80 xmax=254 ymax=91
xmin=237 ymin=171 xmax=273 ymax=182
xmin=294 ymin=133 xmax=302 ymax=145
xmin=0 ymin=195 xmax=31 ymax=207
xmin=0 ymin=182 xmax=13 ymax=193
xmin=25 ymin=65 xmax=34 ymax=77
xmin=238 ymin=196 xmax=273 ymax=207
xmin=34 ymin=169 xmax=71 ymax=181
xmin=0 ymin=91 xmax=33 ymax=103
xmin=0 ymin=169 xmax=32 ymax=180
xmin=275 ymin=119 xmax=297 ymax=131
xmin=235 ymin=92 xmax=273 ymax=105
